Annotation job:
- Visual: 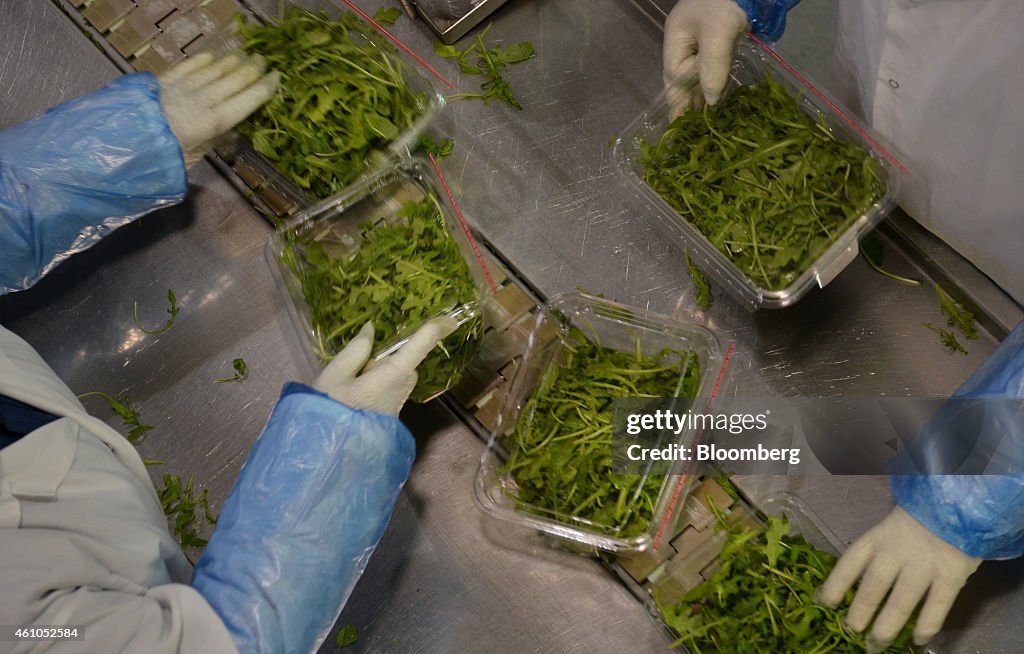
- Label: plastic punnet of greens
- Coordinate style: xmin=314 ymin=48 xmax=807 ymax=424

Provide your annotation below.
xmin=638 ymin=73 xmax=884 ymax=291
xmin=238 ymin=8 xmax=428 ymax=199
xmin=501 ymin=328 xmax=701 ymax=539
xmin=283 ymin=194 xmax=483 ymax=403
xmin=656 ymin=514 xmax=917 ymax=653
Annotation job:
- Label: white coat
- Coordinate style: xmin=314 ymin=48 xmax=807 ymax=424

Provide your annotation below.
xmin=829 ymin=1 xmax=1024 ymax=305
xmin=0 ymin=325 xmax=237 ymax=653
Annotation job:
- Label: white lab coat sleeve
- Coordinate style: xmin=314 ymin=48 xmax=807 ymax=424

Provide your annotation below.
xmin=0 ymin=325 xmax=237 ymax=654
xmin=830 ymin=2 xmax=1024 ymax=304
xmin=0 ymin=421 xmax=239 ymax=654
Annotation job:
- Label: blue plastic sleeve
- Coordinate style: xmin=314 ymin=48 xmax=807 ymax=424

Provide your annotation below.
xmin=192 ymin=383 xmax=415 ymax=654
xmin=733 ymin=0 xmax=802 ymax=44
xmin=0 ymin=72 xmax=186 ymax=294
xmin=890 ymin=321 xmax=1024 ymax=559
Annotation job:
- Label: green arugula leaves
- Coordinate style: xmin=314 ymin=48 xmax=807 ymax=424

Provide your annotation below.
xmin=372 ymin=6 xmax=402 ymax=25
xmin=640 ymin=74 xmax=883 ymax=291
xmin=215 ymin=358 xmax=249 ymax=383
xmin=860 ymin=231 xmax=922 ymax=287
xmin=157 ymin=473 xmax=218 ymax=555
xmin=335 ymin=624 xmax=359 ymax=647
xmin=284 ymin=194 xmax=483 ymax=402
xmin=238 ymin=9 xmax=426 ymax=199
xmin=78 ymin=390 xmax=218 ymax=555
xmin=685 ymin=250 xmax=712 ymax=311
xmin=501 ymin=330 xmax=700 ymax=538
xmin=434 ymin=24 xmax=533 ymax=110
xmin=417 ymin=133 xmax=454 ymax=159
xmin=133 ymin=289 xmax=179 ymax=335
xmin=657 ymin=515 xmax=917 ymax=653
xmin=925 ymin=282 xmax=978 ymax=354
xmin=78 ymin=391 xmax=154 ymax=444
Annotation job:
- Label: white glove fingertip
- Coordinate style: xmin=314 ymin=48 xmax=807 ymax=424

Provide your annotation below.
xmin=912 ymin=583 xmax=960 ymax=646
xmin=206 ymin=70 xmax=279 ymax=136
xmin=865 ymin=638 xmax=887 ymax=654
xmin=845 ymin=558 xmax=901 ymax=633
xmin=867 ymin=573 xmax=931 ymax=653
xmin=432 ymin=315 xmax=460 ymax=337
xmin=159 ymin=51 xmax=215 ymax=85
xmin=695 ymin=29 xmax=744 ymax=108
xmin=182 ymin=52 xmax=244 ymax=92
xmin=315 ymin=322 xmax=376 ymax=392
xmin=818 ymin=537 xmax=875 ymax=608
xmin=195 ymin=57 xmax=266 ymax=108
xmin=386 ymin=316 xmax=458 ymax=371
xmin=247 ymin=52 xmax=267 ymax=75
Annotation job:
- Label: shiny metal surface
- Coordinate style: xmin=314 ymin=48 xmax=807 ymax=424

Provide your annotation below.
xmin=0 ymin=0 xmax=120 ymax=124
xmin=1 ymin=0 xmax=1020 ymax=652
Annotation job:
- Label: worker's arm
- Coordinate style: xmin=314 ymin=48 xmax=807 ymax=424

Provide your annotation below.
xmin=820 ymin=320 xmax=1024 ymax=652
xmin=0 ymin=54 xmax=276 ymax=295
xmin=0 ymin=318 xmax=453 ymax=654
xmin=193 ymin=319 xmax=456 ymax=654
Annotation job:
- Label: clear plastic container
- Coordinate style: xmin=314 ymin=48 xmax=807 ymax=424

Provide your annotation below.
xmin=648 ymin=491 xmax=942 ymax=653
xmin=206 ymin=0 xmax=445 ymax=206
xmin=474 ymin=292 xmax=726 ymax=553
xmin=613 ymin=39 xmax=900 ymax=310
xmin=264 ymin=157 xmax=490 ymax=402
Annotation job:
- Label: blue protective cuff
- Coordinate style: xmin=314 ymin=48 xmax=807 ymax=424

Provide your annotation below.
xmin=192 ymin=382 xmax=415 ymax=654
xmin=890 ymin=321 xmax=1024 ymax=559
xmin=0 ymin=72 xmax=186 ymax=294
xmin=733 ymin=0 xmax=801 ymax=44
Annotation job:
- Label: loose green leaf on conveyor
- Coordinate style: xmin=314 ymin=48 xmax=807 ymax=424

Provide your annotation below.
xmin=923 ymin=322 xmax=969 ymax=355
xmin=639 ymin=74 xmax=884 ymax=291
xmin=860 ymin=231 xmax=922 ymax=287
xmin=335 ymin=624 xmax=359 ymax=647
xmin=134 ymin=289 xmax=179 ymax=335
xmin=934 ymin=282 xmax=978 ymax=341
xmin=685 ymin=250 xmax=713 ymax=311
xmin=417 ymin=133 xmax=454 ymax=158
xmin=372 ymin=6 xmax=402 ymax=25
xmin=433 ymin=42 xmax=460 ymax=58
xmin=656 ymin=514 xmax=917 ymax=653
xmin=501 ymin=329 xmax=701 ymax=538
xmin=157 ymin=473 xmax=218 ymax=555
xmin=143 ymin=458 xmax=166 ymax=466
xmin=490 ymin=41 xmax=534 ymax=64
xmin=238 ymin=8 xmax=427 ymax=199
xmin=437 ymin=23 xmax=533 ymax=110
xmin=283 ymin=194 xmax=483 ymax=402
xmin=78 ymin=391 xmax=154 ymax=444
xmin=215 ymin=358 xmax=249 ymax=383
xmin=573 ymin=285 xmax=606 ymax=299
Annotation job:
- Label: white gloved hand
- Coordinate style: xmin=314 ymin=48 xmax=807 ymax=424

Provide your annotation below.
xmin=157 ymin=51 xmax=279 ymax=168
xmin=818 ymin=507 xmax=981 ymax=653
xmin=314 ymin=317 xmax=459 ymax=416
xmin=663 ymin=0 xmax=749 ymax=116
